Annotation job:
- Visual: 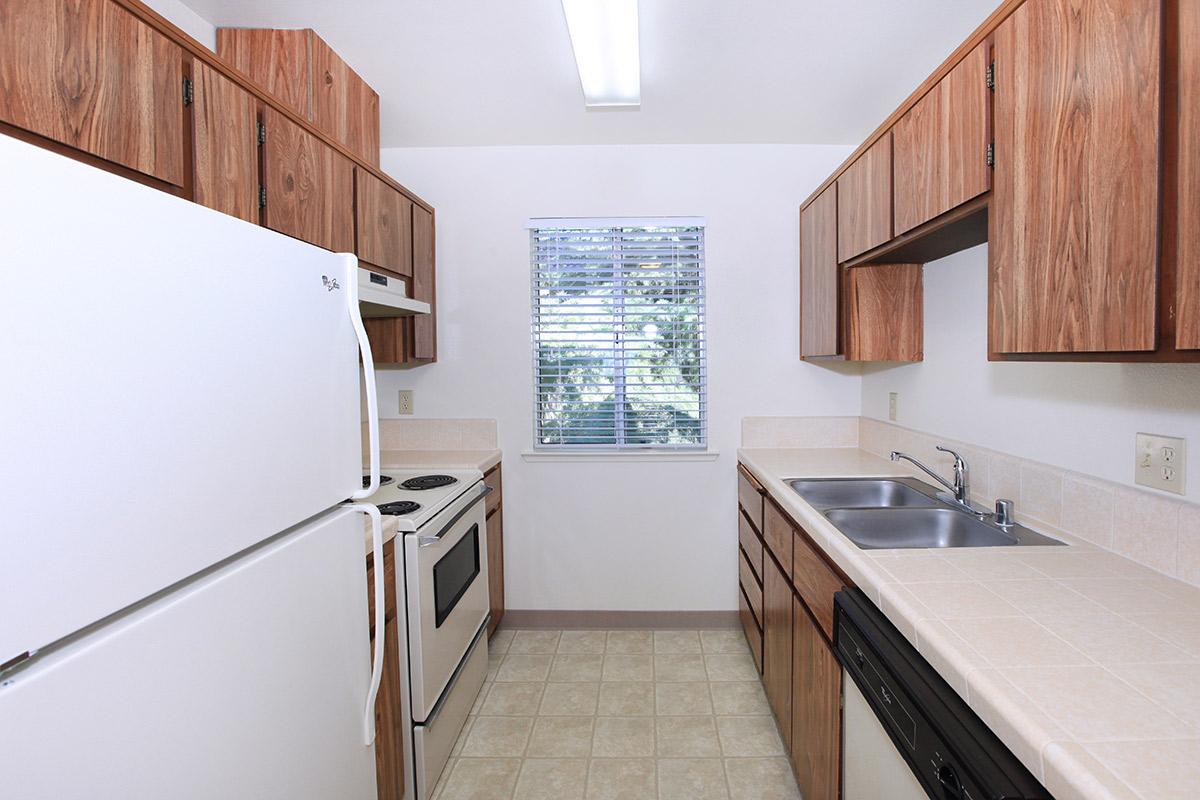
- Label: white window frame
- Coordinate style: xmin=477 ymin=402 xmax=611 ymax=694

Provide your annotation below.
xmin=525 ymin=217 xmax=711 ymax=458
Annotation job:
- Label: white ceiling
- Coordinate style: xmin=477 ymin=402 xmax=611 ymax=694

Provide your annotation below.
xmin=183 ymin=0 xmax=998 ymax=148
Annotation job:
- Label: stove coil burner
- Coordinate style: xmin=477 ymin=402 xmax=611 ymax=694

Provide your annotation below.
xmin=401 ymin=474 xmax=459 ymax=491
xmin=377 ymin=501 xmax=421 ymax=516
xmin=362 ymin=475 xmax=395 ymax=489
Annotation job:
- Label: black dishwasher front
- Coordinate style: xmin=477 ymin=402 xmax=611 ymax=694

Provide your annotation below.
xmin=834 ymin=589 xmax=1053 ymax=800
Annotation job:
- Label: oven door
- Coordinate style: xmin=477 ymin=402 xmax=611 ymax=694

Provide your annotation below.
xmin=404 ymin=480 xmax=491 ymax=722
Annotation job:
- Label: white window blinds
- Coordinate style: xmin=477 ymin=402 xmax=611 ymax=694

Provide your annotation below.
xmin=529 ymin=218 xmax=707 ymax=449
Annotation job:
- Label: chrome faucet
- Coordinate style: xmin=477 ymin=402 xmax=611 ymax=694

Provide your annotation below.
xmin=890 ymin=446 xmax=987 ymax=516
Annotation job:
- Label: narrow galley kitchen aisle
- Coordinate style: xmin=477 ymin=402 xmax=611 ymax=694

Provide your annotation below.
xmin=432 ymin=629 xmax=796 ymax=800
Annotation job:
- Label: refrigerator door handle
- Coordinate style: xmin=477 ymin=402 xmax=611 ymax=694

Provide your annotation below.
xmin=343 ymin=501 xmax=386 ymax=746
xmin=344 ymin=252 xmax=381 ymax=502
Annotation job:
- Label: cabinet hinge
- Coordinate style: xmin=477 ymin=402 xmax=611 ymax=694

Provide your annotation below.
xmin=257 ymin=121 xmax=267 ymax=145
xmin=986 ymin=142 xmax=995 ymax=168
xmin=182 ymin=76 xmax=194 ymax=106
xmin=258 ymin=186 xmax=267 ymax=208
xmin=985 ymin=62 xmax=995 ymax=91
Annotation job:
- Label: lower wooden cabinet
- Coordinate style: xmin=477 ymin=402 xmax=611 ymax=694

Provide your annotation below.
xmin=761 ymin=552 xmax=793 ymax=751
xmin=792 ymin=598 xmax=842 ymax=800
xmin=485 ymin=465 xmax=505 ymax=636
xmin=366 ymin=539 xmax=404 ymax=800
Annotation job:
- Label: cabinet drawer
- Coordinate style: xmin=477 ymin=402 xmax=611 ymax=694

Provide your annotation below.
xmin=739 ymin=551 xmax=762 ymax=624
xmin=763 ymin=500 xmax=794 ymax=579
xmin=792 ymin=528 xmax=843 ymax=640
xmin=738 ymin=588 xmax=763 ymax=674
xmin=484 ymin=465 xmax=502 ymax=517
xmin=737 ymin=468 xmax=764 ymax=532
xmin=738 ymin=510 xmax=763 ymax=581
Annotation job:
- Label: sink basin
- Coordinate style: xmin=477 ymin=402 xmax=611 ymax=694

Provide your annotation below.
xmin=824 ymin=508 xmax=1064 ymax=550
xmin=789 ymin=478 xmax=940 ymax=509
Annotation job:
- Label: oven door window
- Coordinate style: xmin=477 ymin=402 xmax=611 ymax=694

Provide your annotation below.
xmin=433 ymin=524 xmax=481 ymax=628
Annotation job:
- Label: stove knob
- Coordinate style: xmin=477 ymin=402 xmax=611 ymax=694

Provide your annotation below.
xmin=935 ymin=764 xmax=962 ymax=800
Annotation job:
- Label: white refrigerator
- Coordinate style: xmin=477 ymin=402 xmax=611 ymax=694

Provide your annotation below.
xmin=0 ymin=133 xmax=388 ymax=798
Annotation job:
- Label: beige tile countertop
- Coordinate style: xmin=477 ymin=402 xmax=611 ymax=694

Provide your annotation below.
xmin=737 ymin=447 xmax=1200 ymax=800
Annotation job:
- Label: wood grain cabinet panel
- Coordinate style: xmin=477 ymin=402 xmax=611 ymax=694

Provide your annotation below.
xmin=0 ymin=0 xmax=185 ymax=187
xmin=844 ymin=264 xmax=923 ymax=362
xmin=191 ymin=60 xmax=259 ymax=223
xmin=800 ymin=185 xmax=840 ymax=357
xmin=761 ymin=553 xmax=793 ymax=750
xmin=410 ymin=204 xmax=438 ymax=362
xmin=763 ymin=500 xmax=794 ymax=579
xmin=367 ymin=540 xmax=405 ymax=800
xmin=990 ymin=0 xmax=1161 ymax=354
xmin=486 ymin=505 xmax=504 ymax=637
xmin=1178 ymin=0 xmax=1200 ymax=350
xmin=837 ymin=132 xmax=893 ymax=261
xmin=738 ymin=510 xmax=763 ymax=582
xmin=791 ymin=529 xmax=844 ymax=642
xmin=737 ymin=468 xmax=764 ymax=533
xmin=893 ymin=42 xmax=990 ymax=234
xmin=216 ymin=28 xmax=311 ymax=119
xmin=738 ymin=588 xmax=763 ymax=674
xmin=311 ymin=34 xmax=380 ymax=167
xmin=261 ymin=106 xmax=354 ymax=252
xmin=356 ymin=168 xmax=413 ymax=277
xmin=791 ymin=598 xmax=841 ymax=800
xmin=739 ymin=550 xmax=763 ymax=623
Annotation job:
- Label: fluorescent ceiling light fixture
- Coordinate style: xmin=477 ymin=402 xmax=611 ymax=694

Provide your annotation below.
xmin=561 ymin=0 xmax=641 ymax=107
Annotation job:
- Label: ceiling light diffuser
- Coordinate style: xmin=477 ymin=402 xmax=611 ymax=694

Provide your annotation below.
xmin=561 ymin=0 xmax=641 ymax=108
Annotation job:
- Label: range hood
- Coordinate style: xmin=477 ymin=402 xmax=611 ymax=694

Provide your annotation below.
xmin=357 ymin=267 xmax=430 ymax=317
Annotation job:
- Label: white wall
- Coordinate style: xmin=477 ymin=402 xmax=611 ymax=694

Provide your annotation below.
xmin=143 ymin=0 xmax=217 ymax=51
xmin=861 ymin=244 xmax=1200 ymax=503
xmin=378 ymin=144 xmax=857 ymax=611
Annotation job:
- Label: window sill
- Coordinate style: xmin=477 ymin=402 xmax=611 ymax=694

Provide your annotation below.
xmin=521 ymin=449 xmax=720 ymax=463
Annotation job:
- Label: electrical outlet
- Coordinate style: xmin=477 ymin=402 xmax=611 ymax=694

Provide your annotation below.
xmin=398 ymin=390 xmax=414 ymax=416
xmin=1135 ymin=433 xmax=1186 ymax=495
xmin=888 ymin=392 xmax=898 ymax=422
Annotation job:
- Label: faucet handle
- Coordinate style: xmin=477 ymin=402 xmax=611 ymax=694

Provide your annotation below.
xmin=935 ymin=445 xmax=965 ymax=464
xmin=995 ymin=499 xmax=1015 ymax=526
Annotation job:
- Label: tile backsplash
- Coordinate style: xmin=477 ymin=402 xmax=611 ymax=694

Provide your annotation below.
xmin=364 ymin=418 xmax=498 ymax=451
xmin=741 ymin=415 xmax=1200 ymax=589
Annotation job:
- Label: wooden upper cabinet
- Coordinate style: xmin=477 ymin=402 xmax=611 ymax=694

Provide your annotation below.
xmin=837 ymin=132 xmax=893 ymax=261
xmin=844 ymin=264 xmax=923 ymax=362
xmin=1177 ymin=0 xmax=1200 ymax=350
xmin=311 ymin=35 xmax=381 ymax=167
xmin=791 ymin=599 xmax=841 ymax=800
xmin=356 ymin=168 xmax=413 ymax=277
xmin=893 ymin=42 xmax=990 ymax=235
xmin=990 ymin=0 xmax=1161 ymax=354
xmin=261 ymin=106 xmax=354 ymax=252
xmin=216 ymin=28 xmax=311 ymax=119
xmin=191 ymin=61 xmax=259 ymax=224
xmin=411 ymin=204 xmax=438 ymax=361
xmin=0 ymin=0 xmax=185 ymax=187
xmin=800 ymin=185 xmax=839 ymax=358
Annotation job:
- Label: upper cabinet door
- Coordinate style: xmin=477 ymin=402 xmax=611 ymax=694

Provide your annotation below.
xmin=1177 ymin=0 xmax=1200 ymax=350
xmin=990 ymin=0 xmax=1161 ymax=354
xmin=191 ymin=60 xmax=259 ymax=224
xmin=800 ymin=185 xmax=839 ymax=358
xmin=355 ymin=168 xmax=413 ymax=277
xmin=893 ymin=43 xmax=990 ymax=235
xmin=0 ymin=0 xmax=185 ymax=187
xmin=837 ymin=133 xmax=893 ymax=261
xmin=261 ymin=107 xmax=354 ymax=252
xmin=215 ymin=28 xmax=312 ymax=119
xmin=410 ymin=204 xmax=437 ymax=362
xmin=310 ymin=35 xmax=381 ymax=167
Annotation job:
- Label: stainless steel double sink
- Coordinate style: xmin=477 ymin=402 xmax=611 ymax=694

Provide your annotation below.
xmin=789 ymin=477 xmax=1065 ymax=550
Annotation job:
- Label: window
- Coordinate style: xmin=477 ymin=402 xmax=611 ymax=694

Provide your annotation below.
xmin=529 ymin=217 xmax=707 ymax=449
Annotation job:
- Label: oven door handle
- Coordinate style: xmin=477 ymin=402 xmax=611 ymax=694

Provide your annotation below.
xmin=418 ymin=483 xmax=492 ymax=547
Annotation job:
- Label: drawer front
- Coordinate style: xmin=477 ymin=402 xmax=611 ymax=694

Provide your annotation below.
xmin=484 ymin=465 xmax=502 ymax=517
xmin=738 ymin=469 xmax=764 ymax=532
xmin=738 ymin=510 xmax=763 ymax=581
xmin=739 ymin=550 xmax=763 ymax=623
xmin=739 ymin=588 xmax=764 ymax=674
xmin=763 ymin=501 xmax=795 ymax=579
xmin=792 ymin=528 xmax=843 ymax=640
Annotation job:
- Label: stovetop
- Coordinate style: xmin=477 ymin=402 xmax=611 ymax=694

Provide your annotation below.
xmin=361 ymin=467 xmax=483 ymax=532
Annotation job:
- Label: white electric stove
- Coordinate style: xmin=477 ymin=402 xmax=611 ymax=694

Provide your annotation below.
xmin=361 ymin=468 xmax=485 ymax=531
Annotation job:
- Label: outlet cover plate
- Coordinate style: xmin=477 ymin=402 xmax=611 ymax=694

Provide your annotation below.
xmin=888 ymin=392 xmax=898 ymax=422
xmin=1135 ymin=432 xmax=1185 ymax=495
xmin=398 ymin=390 xmax=414 ymax=415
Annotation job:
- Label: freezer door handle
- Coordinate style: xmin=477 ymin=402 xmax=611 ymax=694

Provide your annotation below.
xmin=344 ymin=252 xmax=381 ymax=502
xmin=342 ymin=501 xmax=385 ymax=746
